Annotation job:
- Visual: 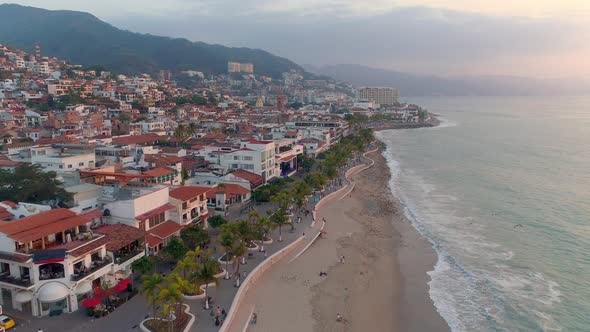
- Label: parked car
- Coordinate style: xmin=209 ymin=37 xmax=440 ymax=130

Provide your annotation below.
xmin=0 ymin=315 xmax=15 ymax=329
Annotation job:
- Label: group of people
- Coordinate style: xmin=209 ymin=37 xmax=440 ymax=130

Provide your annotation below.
xmin=212 ymin=306 xmax=227 ymax=327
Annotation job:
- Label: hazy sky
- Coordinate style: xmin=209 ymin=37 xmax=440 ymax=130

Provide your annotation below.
xmin=5 ymin=0 xmax=590 ymax=78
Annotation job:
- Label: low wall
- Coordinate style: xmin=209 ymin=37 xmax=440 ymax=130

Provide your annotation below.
xmin=219 ymin=235 xmax=306 ymax=332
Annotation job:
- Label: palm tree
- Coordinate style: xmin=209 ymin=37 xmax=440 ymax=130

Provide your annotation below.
xmin=191 ymin=257 xmax=220 ymax=310
xmin=220 ymin=225 xmax=237 ymax=279
xmin=175 ymin=256 xmax=198 ymax=280
xmin=270 ymin=209 xmax=290 ymax=242
xmin=140 ymin=273 xmax=163 ymax=318
xmin=231 ymin=241 xmax=247 ymax=287
xmin=175 ymin=124 xmax=187 ymax=140
xmin=159 ymin=280 xmax=183 ymax=332
xmin=186 ymin=245 xmax=204 ymax=265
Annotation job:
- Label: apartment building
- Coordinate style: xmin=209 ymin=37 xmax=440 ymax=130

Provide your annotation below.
xmin=357 ymin=87 xmax=399 ymax=106
xmin=31 ymin=144 xmax=96 ymax=172
xmin=168 ymin=186 xmax=211 ymax=228
xmin=0 ymin=208 xmax=144 ymax=317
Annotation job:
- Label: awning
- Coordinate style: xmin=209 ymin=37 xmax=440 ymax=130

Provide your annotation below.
xmin=14 ymin=291 xmax=33 ymax=303
xmin=75 ymin=280 xmax=92 ymax=295
xmin=136 ymin=204 xmax=175 ymax=221
xmin=280 ymin=155 xmax=297 ymax=162
xmin=81 ymin=297 xmax=101 ymax=308
xmin=37 ymin=282 xmax=69 ymax=302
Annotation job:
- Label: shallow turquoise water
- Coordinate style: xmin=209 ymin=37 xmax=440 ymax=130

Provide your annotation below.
xmin=377 ymin=96 xmax=590 ymax=332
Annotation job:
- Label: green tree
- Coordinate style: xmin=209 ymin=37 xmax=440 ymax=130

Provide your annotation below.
xmin=270 ymin=208 xmax=290 ymax=242
xmin=0 ymin=164 xmax=72 ymax=205
xmin=175 ymin=256 xmax=198 ymax=280
xmin=207 ymin=215 xmax=227 ymax=229
xmin=191 ymin=257 xmax=220 ymax=309
xmin=158 ymin=278 xmax=184 ymax=331
xmin=140 ymin=273 xmax=163 ymax=318
xmin=180 ymin=226 xmax=209 ymax=249
xmin=164 ymin=237 xmax=188 ymax=261
xmin=131 ymin=256 xmax=154 ymax=275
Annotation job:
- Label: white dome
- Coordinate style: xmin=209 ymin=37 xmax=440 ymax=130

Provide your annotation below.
xmin=37 ymin=282 xmax=69 ymax=302
xmin=14 ymin=291 xmax=33 ymax=303
xmin=74 ymin=280 xmax=92 ymax=295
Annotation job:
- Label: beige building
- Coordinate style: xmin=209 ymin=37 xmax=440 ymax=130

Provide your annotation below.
xmin=357 ymin=87 xmax=399 ymax=106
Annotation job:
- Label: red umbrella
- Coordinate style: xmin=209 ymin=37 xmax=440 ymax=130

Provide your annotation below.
xmin=81 ymin=297 xmax=101 ymax=308
xmin=112 ymin=283 xmax=127 ymax=293
xmin=113 ymin=278 xmax=132 ymax=292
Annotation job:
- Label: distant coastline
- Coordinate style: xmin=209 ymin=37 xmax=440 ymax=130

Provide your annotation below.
xmin=368 ymin=113 xmax=441 ymax=131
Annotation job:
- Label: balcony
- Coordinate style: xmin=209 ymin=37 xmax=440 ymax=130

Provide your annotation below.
xmin=114 ymin=248 xmax=144 ymax=266
xmin=71 ymin=256 xmax=113 ymax=282
xmin=0 ymin=272 xmax=33 ymax=288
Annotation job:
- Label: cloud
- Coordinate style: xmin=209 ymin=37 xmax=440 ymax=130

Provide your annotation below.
xmin=107 ymin=6 xmax=589 ymax=77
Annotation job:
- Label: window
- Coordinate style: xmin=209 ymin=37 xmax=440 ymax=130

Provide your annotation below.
xmin=59 ymin=165 xmax=63 ymax=169
xmin=243 ymin=156 xmax=253 ymax=161
xmin=182 ymin=202 xmax=188 ymax=210
xmin=67 ymin=164 xmax=73 ymax=168
xmin=79 ymin=162 xmax=84 ymax=166
xmin=233 ymin=156 xmax=240 ymax=160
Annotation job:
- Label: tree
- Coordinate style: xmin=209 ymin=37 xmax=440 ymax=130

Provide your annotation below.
xmin=164 ymin=237 xmax=188 ymax=261
xmin=220 ymin=225 xmax=237 ymax=279
xmin=131 ymin=256 xmax=154 ymax=275
xmin=0 ymin=164 xmax=72 ymax=205
xmin=180 ymin=226 xmax=209 ymax=249
xmin=175 ymin=256 xmax=198 ymax=280
xmin=191 ymin=257 xmax=220 ymax=310
xmin=158 ymin=279 xmax=183 ymax=332
xmin=270 ymin=209 xmax=290 ymax=242
xmin=207 ymin=215 xmax=227 ymax=229
xmin=292 ymin=181 xmax=312 ymax=215
xmin=180 ymin=169 xmax=188 ymax=185
xmin=140 ymin=273 xmax=163 ymax=318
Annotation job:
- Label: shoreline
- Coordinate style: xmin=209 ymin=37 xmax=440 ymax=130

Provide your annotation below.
xmin=233 ymin=146 xmax=449 ymax=332
xmin=310 ymin=149 xmax=448 ymax=332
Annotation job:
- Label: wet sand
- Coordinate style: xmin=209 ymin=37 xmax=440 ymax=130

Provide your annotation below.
xmin=239 ymin=150 xmax=449 ymax=332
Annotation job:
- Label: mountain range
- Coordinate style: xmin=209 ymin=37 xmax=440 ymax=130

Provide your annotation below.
xmin=304 ymin=64 xmax=590 ymax=97
xmin=0 ymin=4 xmax=301 ymax=77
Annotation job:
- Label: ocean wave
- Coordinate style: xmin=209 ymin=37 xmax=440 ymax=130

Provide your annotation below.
xmin=377 ymin=137 xmax=562 ymax=332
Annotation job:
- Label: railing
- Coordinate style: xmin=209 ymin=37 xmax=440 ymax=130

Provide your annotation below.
xmin=0 ymin=273 xmax=32 ymax=287
xmin=114 ymin=248 xmax=144 ymax=265
xmin=71 ymin=256 xmax=113 ymax=281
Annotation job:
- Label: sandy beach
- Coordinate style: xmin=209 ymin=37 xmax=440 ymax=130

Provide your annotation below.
xmin=230 ymin=149 xmax=448 ymax=332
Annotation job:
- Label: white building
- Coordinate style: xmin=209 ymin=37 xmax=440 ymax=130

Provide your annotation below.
xmin=31 ymin=145 xmax=96 ymax=172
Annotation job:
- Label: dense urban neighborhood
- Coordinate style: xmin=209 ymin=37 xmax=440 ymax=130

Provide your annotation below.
xmin=0 ymin=43 xmax=428 ymax=331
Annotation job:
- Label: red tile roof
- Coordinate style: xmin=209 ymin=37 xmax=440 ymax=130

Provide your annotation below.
xmin=146 ymin=220 xmax=183 ymax=248
xmin=215 ymin=183 xmax=250 ymax=198
xmin=231 ymin=169 xmax=263 ymax=186
xmin=169 ymin=186 xmax=211 ymax=202
xmin=0 ymin=207 xmax=13 ymax=220
xmin=112 ymin=134 xmax=161 ymax=145
xmin=144 ymin=167 xmax=177 ymax=178
xmin=93 ymin=224 xmax=146 ymax=252
xmin=1 ymin=201 xmax=17 ymax=208
xmin=0 ymin=209 xmax=99 ymax=243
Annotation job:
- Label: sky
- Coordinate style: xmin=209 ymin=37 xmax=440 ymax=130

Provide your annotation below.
xmin=4 ymin=0 xmax=590 ymax=78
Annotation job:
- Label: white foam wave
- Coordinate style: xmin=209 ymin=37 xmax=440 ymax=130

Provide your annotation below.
xmin=377 ymin=135 xmax=563 ymax=332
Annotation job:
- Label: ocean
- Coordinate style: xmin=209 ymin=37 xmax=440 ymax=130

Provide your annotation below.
xmin=376 ymin=96 xmax=590 ymax=332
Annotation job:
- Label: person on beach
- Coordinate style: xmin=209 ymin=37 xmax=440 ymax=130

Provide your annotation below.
xmin=215 ymin=306 xmax=221 ymax=317
xmin=340 ymin=255 xmax=345 ymax=263
xmin=222 ymin=308 xmax=227 ymax=319
xmin=336 ymin=313 xmax=343 ymax=322
xmin=251 ymin=312 xmax=258 ymax=324
xmin=215 ymin=316 xmax=220 ymax=326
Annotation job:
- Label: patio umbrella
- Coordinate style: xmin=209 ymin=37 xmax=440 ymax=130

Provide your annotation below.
xmin=81 ymin=297 xmax=101 ymax=308
xmin=113 ymin=278 xmax=132 ymax=292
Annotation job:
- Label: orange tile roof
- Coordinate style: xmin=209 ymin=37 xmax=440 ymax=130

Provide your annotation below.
xmin=146 ymin=220 xmax=183 ymax=248
xmin=144 ymin=167 xmax=177 ymax=178
xmin=0 ymin=208 xmax=76 ymax=236
xmin=93 ymin=224 xmax=146 ymax=252
xmin=215 ymin=183 xmax=250 ymax=198
xmin=169 ymin=186 xmax=211 ymax=202
xmin=231 ymin=169 xmax=263 ymax=186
